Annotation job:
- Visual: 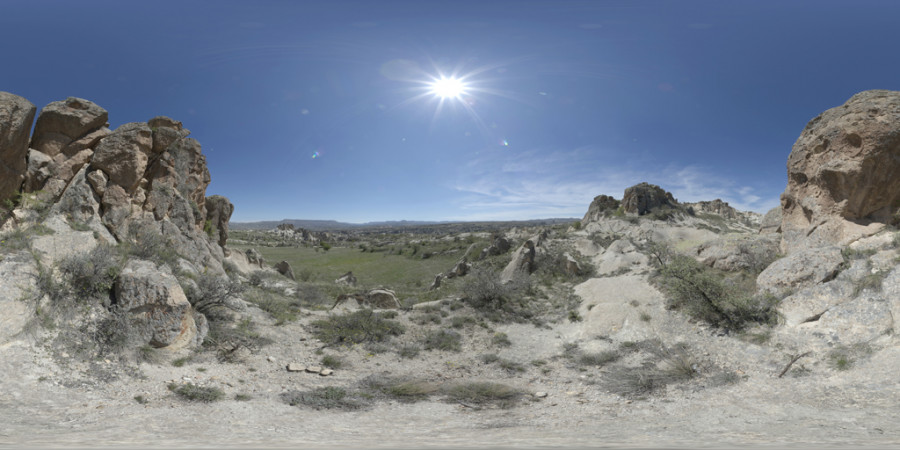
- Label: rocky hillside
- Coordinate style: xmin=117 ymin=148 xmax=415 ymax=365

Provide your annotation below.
xmin=0 ymin=93 xmax=234 ymax=352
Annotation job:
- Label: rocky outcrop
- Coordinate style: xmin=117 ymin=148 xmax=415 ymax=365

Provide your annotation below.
xmin=246 ymin=248 xmax=266 ymax=268
xmin=780 ymin=90 xmax=900 ymax=251
xmin=684 ymin=199 xmax=738 ymax=220
xmin=479 ymin=234 xmax=511 ymax=260
xmin=621 ymin=182 xmax=678 ymax=215
xmin=30 ymin=97 xmax=108 ymax=157
xmin=756 ymin=246 xmax=844 ymax=294
xmin=759 ymin=206 xmax=782 ymax=234
xmin=694 ymin=234 xmax=780 ymax=273
xmin=205 ymin=195 xmax=234 ymax=249
xmin=274 ymin=260 xmax=295 ymax=280
xmin=0 ymin=93 xmax=36 ymax=204
xmin=333 ymin=289 xmax=401 ymax=309
xmin=335 ymin=271 xmax=357 ymax=286
xmin=581 ymin=194 xmax=621 ymax=224
xmin=563 ymin=252 xmax=582 ymax=276
xmin=114 ymin=260 xmax=203 ymax=350
xmin=500 ymin=238 xmax=536 ymax=283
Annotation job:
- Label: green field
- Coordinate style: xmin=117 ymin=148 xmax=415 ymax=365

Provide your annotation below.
xmin=231 ymin=245 xmax=467 ymax=301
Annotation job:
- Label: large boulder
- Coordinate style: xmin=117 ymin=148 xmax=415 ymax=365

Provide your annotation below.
xmin=0 ymin=92 xmax=36 ymax=205
xmin=621 ymin=182 xmax=677 ymax=215
xmin=581 ymin=194 xmax=621 ymax=224
xmin=30 ymin=97 xmax=107 ymax=157
xmin=500 ymin=238 xmax=536 ymax=283
xmin=204 ymin=195 xmax=233 ymax=248
xmin=479 ymin=235 xmax=511 ymax=259
xmin=694 ymin=234 xmax=780 ymax=273
xmin=274 ymin=260 xmax=295 ymax=280
xmin=780 ymin=90 xmax=900 ymax=251
xmin=756 ymin=246 xmax=845 ymax=294
xmin=114 ymin=260 xmax=201 ymax=349
xmin=365 ymin=289 xmax=401 ymax=309
xmin=759 ymin=206 xmax=782 ymax=234
xmin=90 ymin=122 xmax=153 ymax=193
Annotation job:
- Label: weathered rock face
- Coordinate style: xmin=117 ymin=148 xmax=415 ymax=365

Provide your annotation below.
xmin=780 ymin=90 xmax=900 ymax=251
xmin=366 ymin=289 xmax=401 ymax=309
xmin=275 ymin=260 xmax=295 ymax=280
xmin=114 ymin=260 xmax=201 ymax=350
xmin=246 ymin=248 xmax=266 ymax=268
xmin=0 ymin=92 xmax=37 ymax=204
xmin=684 ymin=199 xmax=738 ymax=220
xmin=205 ymin=195 xmax=234 ymax=248
xmin=694 ymin=234 xmax=780 ymax=273
xmin=756 ymin=246 xmax=844 ymax=295
xmin=581 ymin=194 xmax=621 ymax=224
xmin=30 ymin=97 xmax=108 ymax=157
xmin=621 ymin=182 xmax=677 ymax=215
xmin=500 ymin=238 xmax=536 ymax=283
xmin=335 ymin=271 xmax=357 ymax=286
xmin=759 ymin=206 xmax=782 ymax=234
xmin=479 ymin=235 xmax=511 ymax=260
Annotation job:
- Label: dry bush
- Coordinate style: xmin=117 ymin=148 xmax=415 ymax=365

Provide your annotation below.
xmin=312 ymin=309 xmax=406 ymax=345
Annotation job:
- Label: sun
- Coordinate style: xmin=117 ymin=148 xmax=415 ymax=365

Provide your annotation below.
xmin=429 ymin=76 xmax=467 ymax=99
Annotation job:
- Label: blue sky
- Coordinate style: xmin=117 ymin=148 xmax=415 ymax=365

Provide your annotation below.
xmin=3 ymin=0 xmax=900 ymax=223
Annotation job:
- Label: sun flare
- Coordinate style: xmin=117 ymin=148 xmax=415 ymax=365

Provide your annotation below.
xmin=429 ymin=77 xmax=466 ymax=99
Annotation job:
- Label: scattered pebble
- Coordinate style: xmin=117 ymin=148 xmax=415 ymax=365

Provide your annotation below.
xmin=267 ymin=356 xmax=276 ymax=363
xmin=319 ymin=369 xmax=333 ymax=376
xmin=305 ymin=366 xmax=322 ymax=373
xmin=286 ymin=364 xmax=305 ymax=372
xmin=534 ymin=392 xmax=548 ymax=398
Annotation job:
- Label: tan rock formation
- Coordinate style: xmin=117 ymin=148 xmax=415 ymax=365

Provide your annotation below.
xmin=621 ymin=182 xmax=677 ymax=215
xmin=581 ymin=194 xmax=620 ymax=224
xmin=0 ymin=92 xmax=36 ymax=204
xmin=30 ymin=97 xmax=107 ymax=157
xmin=780 ymin=90 xmax=900 ymax=251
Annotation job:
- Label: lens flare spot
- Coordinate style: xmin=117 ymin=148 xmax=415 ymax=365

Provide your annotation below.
xmin=501 ymin=139 xmax=509 ymax=146
xmin=311 ymin=151 xmax=320 ymax=159
xmin=430 ymin=77 xmax=466 ymax=99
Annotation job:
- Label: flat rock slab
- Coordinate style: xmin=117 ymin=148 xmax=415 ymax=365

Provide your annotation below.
xmin=286 ymin=364 xmax=305 ymax=372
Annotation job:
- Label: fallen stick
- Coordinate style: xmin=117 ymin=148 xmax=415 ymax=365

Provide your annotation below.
xmin=777 ymin=351 xmax=812 ymax=378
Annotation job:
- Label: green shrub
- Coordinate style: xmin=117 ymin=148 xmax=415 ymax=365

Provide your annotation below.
xmin=443 ymin=382 xmax=523 ymax=407
xmin=653 ymin=250 xmax=778 ymax=330
xmin=422 ymin=329 xmax=462 ymax=352
xmin=281 ymin=386 xmax=362 ymax=410
xmin=312 ymin=309 xmax=406 ymax=345
xmin=244 ymin=288 xmax=297 ymax=325
xmin=120 ymin=223 xmax=178 ymax=268
xmin=359 ymin=375 xmax=440 ymax=403
xmin=461 ymin=269 xmax=531 ymax=321
xmin=321 ymin=354 xmax=344 ymax=369
xmin=397 ymin=344 xmax=421 ymax=359
xmin=58 ymin=244 xmax=124 ymax=301
xmin=183 ymin=272 xmax=245 ymax=315
xmin=578 ymin=351 xmax=619 ymax=367
xmin=491 ymin=332 xmax=512 ymax=347
xmin=169 ymin=383 xmax=225 ymax=403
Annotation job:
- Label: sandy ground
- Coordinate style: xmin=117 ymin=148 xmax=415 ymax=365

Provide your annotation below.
xmin=3 ymin=295 xmax=900 ymax=449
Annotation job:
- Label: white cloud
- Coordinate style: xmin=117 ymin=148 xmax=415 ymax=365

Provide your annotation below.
xmin=449 ymin=147 xmax=782 ymax=220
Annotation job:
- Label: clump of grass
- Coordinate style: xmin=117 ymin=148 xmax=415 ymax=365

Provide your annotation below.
xmin=133 ymin=395 xmax=148 ymax=404
xmin=412 ymin=312 xmax=442 ymax=325
xmin=312 ymin=309 xmax=406 ymax=345
xmin=422 ymin=329 xmax=462 ymax=352
xmin=397 ymin=344 xmax=420 ymax=359
xmin=639 ymin=312 xmax=652 ymax=322
xmin=281 ymin=386 xmax=363 ymax=410
xmin=491 ymin=332 xmax=512 ymax=347
xmin=321 ymin=354 xmax=344 ymax=369
xmin=602 ymin=342 xmax=698 ymax=398
xmin=568 ymin=310 xmax=583 ymax=322
xmin=853 ymin=270 xmax=888 ymax=296
xmin=450 ymin=315 xmax=477 ymax=329
xmin=203 ymin=316 xmax=273 ymax=351
xmin=480 ymin=353 xmax=500 ymax=364
xmin=234 ymin=393 xmax=252 ymax=401
xmin=245 ymin=288 xmax=298 ymax=325
xmin=498 ymin=359 xmax=525 ymax=373
xmin=172 ymin=356 xmax=192 ymax=367
xmin=168 ymin=383 xmax=225 ymax=403
xmin=443 ymin=382 xmax=523 ymax=408
xmin=360 ymin=375 xmax=440 ymax=403
xmin=58 ymin=244 xmax=124 ymax=301
xmin=578 ymin=350 xmax=620 ymax=367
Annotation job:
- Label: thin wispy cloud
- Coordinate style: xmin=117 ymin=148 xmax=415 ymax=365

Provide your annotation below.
xmin=450 ymin=147 xmax=782 ymax=221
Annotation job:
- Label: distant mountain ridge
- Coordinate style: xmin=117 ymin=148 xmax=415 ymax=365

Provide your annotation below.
xmin=229 ymin=218 xmax=576 ymax=231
